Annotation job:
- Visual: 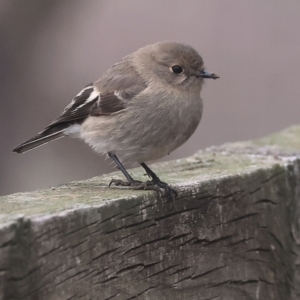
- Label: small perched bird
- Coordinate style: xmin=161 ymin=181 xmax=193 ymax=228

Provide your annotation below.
xmin=13 ymin=41 xmax=219 ymax=201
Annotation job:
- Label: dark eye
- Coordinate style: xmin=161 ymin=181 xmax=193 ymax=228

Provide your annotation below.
xmin=171 ymin=65 xmax=183 ymax=75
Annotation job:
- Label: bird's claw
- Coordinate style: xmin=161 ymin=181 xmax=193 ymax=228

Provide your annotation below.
xmin=109 ymin=178 xmax=177 ymax=204
xmin=109 ymin=179 xmax=146 ymax=189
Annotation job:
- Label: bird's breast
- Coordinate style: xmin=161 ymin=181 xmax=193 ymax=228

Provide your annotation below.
xmin=80 ymin=88 xmax=203 ymax=163
xmin=127 ymin=89 xmax=203 ymax=161
xmin=162 ymin=92 xmax=203 ymax=152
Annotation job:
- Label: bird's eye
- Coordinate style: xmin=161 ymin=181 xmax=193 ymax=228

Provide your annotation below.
xmin=171 ymin=65 xmax=183 ymax=75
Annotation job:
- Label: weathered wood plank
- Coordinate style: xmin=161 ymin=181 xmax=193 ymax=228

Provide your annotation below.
xmin=1 ymin=126 xmax=300 ymax=300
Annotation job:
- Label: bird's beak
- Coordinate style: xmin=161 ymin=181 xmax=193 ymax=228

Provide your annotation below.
xmin=196 ymin=69 xmax=219 ymax=80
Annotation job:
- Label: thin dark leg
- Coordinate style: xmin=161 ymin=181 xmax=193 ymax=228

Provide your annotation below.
xmin=140 ymin=162 xmax=159 ymax=181
xmin=108 ymin=153 xmax=177 ymax=204
xmin=108 ymin=153 xmax=134 ymax=183
xmin=140 ymin=162 xmax=178 ymax=202
xmin=108 ymin=153 xmax=149 ymax=189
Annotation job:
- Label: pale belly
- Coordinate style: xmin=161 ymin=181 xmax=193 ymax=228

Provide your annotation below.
xmin=80 ymin=95 xmax=203 ymax=163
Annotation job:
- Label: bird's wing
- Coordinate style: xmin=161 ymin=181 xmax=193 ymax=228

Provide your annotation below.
xmin=49 ymin=72 xmax=147 ymax=128
xmin=51 ymin=83 xmax=99 ymax=125
xmin=13 ymin=69 xmax=147 ymax=153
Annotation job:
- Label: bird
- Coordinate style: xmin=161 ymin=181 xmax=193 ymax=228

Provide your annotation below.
xmin=13 ymin=41 xmax=219 ymax=202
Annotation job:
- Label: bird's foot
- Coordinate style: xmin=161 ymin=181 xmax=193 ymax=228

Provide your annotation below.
xmin=109 ymin=178 xmax=177 ymax=204
xmin=151 ymin=178 xmax=178 ymax=204
xmin=109 ymin=179 xmax=151 ymax=190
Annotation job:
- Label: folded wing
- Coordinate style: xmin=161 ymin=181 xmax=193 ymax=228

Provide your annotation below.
xmin=13 ymin=69 xmax=147 ymax=153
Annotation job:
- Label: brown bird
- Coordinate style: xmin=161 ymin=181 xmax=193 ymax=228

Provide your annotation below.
xmin=13 ymin=41 xmax=219 ymax=201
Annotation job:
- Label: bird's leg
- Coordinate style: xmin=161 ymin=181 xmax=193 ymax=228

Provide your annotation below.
xmin=108 ymin=153 xmax=177 ymax=202
xmin=108 ymin=153 xmax=145 ymax=189
xmin=140 ymin=162 xmax=177 ymax=202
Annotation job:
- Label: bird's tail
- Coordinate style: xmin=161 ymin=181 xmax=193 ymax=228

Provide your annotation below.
xmin=13 ymin=127 xmax=65 ymax=153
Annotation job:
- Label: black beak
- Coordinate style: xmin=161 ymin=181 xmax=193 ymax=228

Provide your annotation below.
xmin=196 ymin=69 xmax=219 ymax=80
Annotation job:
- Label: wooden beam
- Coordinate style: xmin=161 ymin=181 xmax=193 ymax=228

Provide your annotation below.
xmin=1 ymin=126 xmax=300 ymax=300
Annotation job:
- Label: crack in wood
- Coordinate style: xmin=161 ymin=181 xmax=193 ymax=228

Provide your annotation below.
xmin=228 ymin=237 xmax=255 ymax=247
xmin=225 ymin=212 xmax=259 ymax=224
xmin=261 ymin=171 xmax=285 ymax=184
xmin=255 ymin=198 xmax=278 ymax=205
xmin=116 ymin=264 xmax=145 ymax=276
xmin=91 ymin=247 xmax=121 ymax=262
xmin=123 ymin=235 xmax=172 ymax=255
xmin=210 ymin=278 xmax=275 ymax=288
xmin=8 ymin=265 xmax=41 ymax=282
xmin=103 ymin=292 xmax=121 ymax=300
xmin=147 ymin=265 xmax=177 ymax=278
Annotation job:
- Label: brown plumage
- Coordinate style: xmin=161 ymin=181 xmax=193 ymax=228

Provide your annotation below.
xmin=13 ymin=41 xmax=219 ymax=201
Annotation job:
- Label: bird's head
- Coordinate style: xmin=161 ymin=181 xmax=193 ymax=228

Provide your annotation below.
xmin=134 ymin=41 xmax=219 ymax=90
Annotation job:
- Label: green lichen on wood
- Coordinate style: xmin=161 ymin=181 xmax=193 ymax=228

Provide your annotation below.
xmin=253 ymin=125 xmax=300 ymax=150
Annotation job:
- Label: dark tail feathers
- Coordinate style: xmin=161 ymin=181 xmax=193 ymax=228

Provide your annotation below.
xmin=13 ymin=127 xmax=65 ymax=153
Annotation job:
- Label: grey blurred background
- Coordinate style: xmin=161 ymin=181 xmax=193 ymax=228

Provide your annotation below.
xmin=1 ymin=1 xmax=300 ymax=196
